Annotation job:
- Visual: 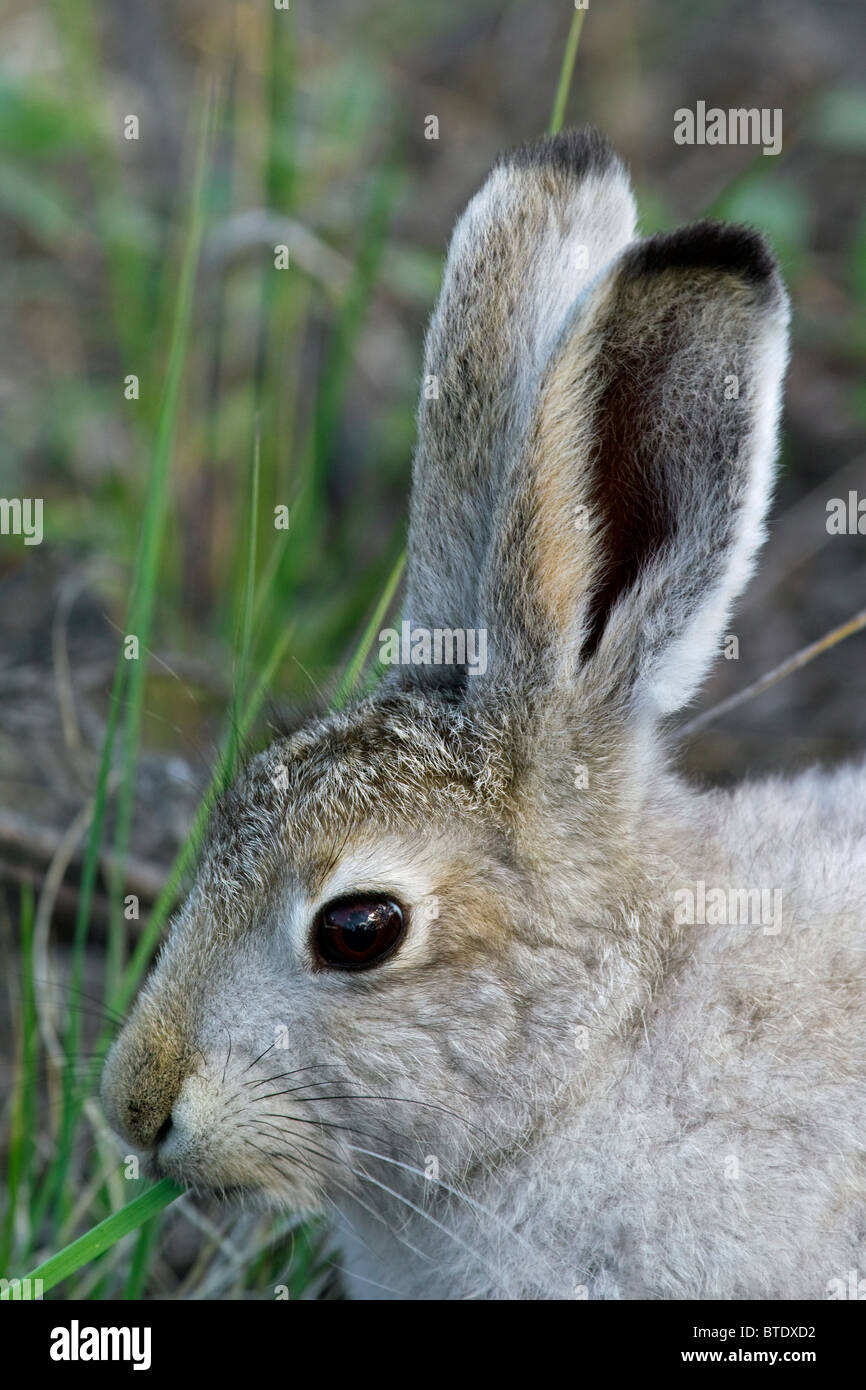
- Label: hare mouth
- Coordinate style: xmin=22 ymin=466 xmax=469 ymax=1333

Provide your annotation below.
xmin=148 ymin=1149 xmax=289 ymax=1207
xmin=158 ymin=1164 xmax=264 ymax=1205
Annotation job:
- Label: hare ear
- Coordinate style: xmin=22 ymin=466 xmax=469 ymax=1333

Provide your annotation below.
xmin=399 ymin=128 xmax=637 ymax=690
xmin=472 ymin=220 xmax=790 ymax=715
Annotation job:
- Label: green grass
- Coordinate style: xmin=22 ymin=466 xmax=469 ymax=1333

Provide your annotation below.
xmin=549 ymin=6 xmax=587 ymax=135
xmin=1 ymin=1180 xmax=183 ymax=1300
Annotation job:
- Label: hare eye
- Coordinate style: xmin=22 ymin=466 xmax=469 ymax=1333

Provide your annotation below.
xmin=313 ymin=894 xmax=406 ymax=971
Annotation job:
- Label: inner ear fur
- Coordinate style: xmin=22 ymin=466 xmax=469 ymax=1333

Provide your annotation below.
xmin=475 ymin=220 xmax=789 ymax=710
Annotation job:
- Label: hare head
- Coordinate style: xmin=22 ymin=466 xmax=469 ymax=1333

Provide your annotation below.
xmin=102 ymin=129 xmax=789 ymax=1270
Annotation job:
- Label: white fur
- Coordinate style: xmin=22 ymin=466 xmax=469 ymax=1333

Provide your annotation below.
xmin=649 ymin=309 xmax=791 ymax=712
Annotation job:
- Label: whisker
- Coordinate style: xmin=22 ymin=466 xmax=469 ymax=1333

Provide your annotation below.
xmin=346 ymin=1143 xmax=546 ymax=1273
xmin=248 ymin=1089 xmax=485 ymax=1137
xmin=245 ymin=1064 xmax=494 ymax=1111
xmin=246 ymin=1111 xmax=397 ymax=1151
xmin=240 ymin=1039 xmax=279 ymax=1075
xmin=285 ymin=1144 xmax=437 ymax=1268
xmin=350 ymin=1163 xmax=498 ymax=1283
xmin=244 ymin=1063 xmax=349 ymax=1090
xmin=238 ymin=1126 xmax=438 ymax=1269
xmin=238 ymin=1099 xmax=423 ymax=1154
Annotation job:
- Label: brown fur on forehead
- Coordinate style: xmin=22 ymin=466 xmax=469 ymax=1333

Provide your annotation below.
xmin=198 ymin=691 xmax=516 ymax=915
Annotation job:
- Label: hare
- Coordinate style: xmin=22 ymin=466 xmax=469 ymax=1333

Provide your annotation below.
xmin=102 ymin=128 xmax=866 ymax=1300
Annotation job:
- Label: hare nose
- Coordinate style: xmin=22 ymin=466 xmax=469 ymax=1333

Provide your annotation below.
xmin=102 ymin=1034 xmax=186 ymax=1152
xmin=127 ymin=1102 xmax=173 ymax=1150
xmin=115 ymin=1078 xmax=181 ymax=1151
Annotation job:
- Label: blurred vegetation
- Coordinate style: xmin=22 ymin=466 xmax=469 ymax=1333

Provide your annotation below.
xmin=1 ymin=0 xmax=865 ymax=1299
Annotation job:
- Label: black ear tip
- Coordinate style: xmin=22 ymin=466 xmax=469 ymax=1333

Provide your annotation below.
xmin=501 ymin=126 xmax=621 ymax=181
xmin=629 ymin=220 xmax=781 ymax=291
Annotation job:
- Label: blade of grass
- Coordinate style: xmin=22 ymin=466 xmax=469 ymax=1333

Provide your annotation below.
xmin=332 ymin=544 xmax=405 ymax=709
xmin=122 ymin=1215 xmax=160 ymax=1299
xmin=310 ymin=162 xmax=400 ymax=510
xmin=223 ymin=416 xmax=261 ymax=785
xmin=549 ymin=7 xmax=587 ymax=135
xmin=194 ymin=57 xmax=239 ymax=629
xmin=272 ymin=159 xmax=402 ymax=607
xmin=253 ymin=7 xmax=299 ymax=593
xmin=28 ymin=652 xmax=127 ymax=1241
xmin=105 ymin=79 xmax=217 ymax=1004
xmin=1 ymin=1180 xmax=184 ymax=1299
xmin=679 ymin=607 xmax=866 ymax=738
xmin=0 ymin=883 xmax=37 ymax=1274
xmin=47 ymin=0 xmax=151 ymax=370
xmin=254 ymin=0 xmax=296 ymax=404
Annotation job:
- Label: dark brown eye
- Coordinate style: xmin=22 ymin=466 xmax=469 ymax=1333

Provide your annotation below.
xmin=313 ymin=894 xmax=406 ymax=971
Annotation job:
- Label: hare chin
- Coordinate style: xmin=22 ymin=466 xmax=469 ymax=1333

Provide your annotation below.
xmin=191 ymin=1183 xmax=282 ymax=1212
xmin=149 ymin=1150 xmax=305 ymax=1211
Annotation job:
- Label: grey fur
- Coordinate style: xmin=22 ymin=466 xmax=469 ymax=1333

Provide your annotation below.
xmin=102 ymin=129 xmax=865 ymax=1300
